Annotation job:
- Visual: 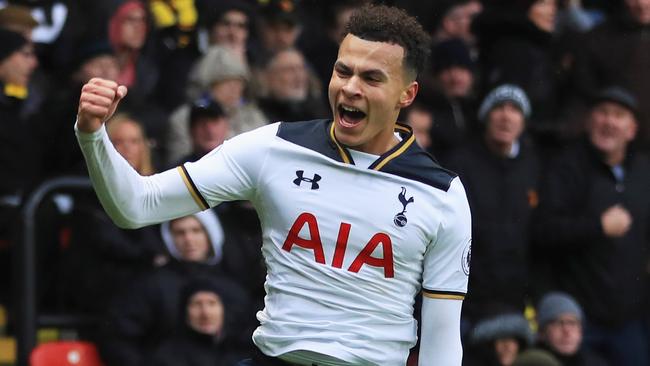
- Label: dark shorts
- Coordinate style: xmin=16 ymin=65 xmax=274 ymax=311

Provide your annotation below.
xmin=235 ymin=349 xmax=319 ymax=366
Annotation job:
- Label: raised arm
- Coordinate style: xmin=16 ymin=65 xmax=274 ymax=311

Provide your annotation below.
xmin=76 ymin=78 xmax=201 ymax=228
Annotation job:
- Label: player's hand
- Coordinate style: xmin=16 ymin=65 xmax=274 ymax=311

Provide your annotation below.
xmin=77 ymin=78 xmax=128 ymax=133
xmin=601 ymin=204 xmax=632 ymax=238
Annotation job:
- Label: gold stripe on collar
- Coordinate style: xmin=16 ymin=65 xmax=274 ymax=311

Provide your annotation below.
xmin=372 ymin=133 xmax=415 ymax=171
xmin=329 ymin=122 xmax=352 ymax=164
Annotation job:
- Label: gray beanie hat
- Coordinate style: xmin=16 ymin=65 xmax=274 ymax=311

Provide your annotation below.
xmin=470 ymin=313 xmax=533 ymax=346
xmin=536 ymin=292 xmax=583 ymax=328
xmin=478 ymin=84 xmax=531 ymax=121
xmin=191 ymin=46 xmax=249 ymax=90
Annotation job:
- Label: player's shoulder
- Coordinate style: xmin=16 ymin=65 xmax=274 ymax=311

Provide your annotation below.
xmin=276 ymin=119 xmax=350 ymax=163
xmin=277 ymin=120 xmax=459 ymax=192
xmin=380 ymin=135 xmax=459 ymax=192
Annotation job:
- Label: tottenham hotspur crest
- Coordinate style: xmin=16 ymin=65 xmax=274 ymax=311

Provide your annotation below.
xmin=393 ymin=187 xmax=414 ymax=227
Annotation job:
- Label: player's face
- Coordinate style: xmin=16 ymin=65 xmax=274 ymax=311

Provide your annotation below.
xmin=329 ymin=34 xmax=418 ymax=154
xmin=542 ymin=314 xmax=582 ymax=356
xmin=187 ymin=291 xmax=224 ymax=335
xmin=170 ymin=216 xmax=211 ymax=262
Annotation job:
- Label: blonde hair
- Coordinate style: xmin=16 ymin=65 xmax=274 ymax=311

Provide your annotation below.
xmin=106 ymin=113 xmax=155 ymax=176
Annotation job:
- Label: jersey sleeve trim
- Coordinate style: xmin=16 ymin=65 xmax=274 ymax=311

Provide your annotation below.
xmin=422 ymin=289 xmax=466 ymax=300
xmin=177 ymin=165 xmax=210 ymax=210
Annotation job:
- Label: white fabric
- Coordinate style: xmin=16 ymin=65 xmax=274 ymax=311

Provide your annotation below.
xmin=419 ymin=297 xmax=463 ymax=366
xmin=75 ymin=122 xmax=201 ymax=228
xmin=184 ymin=123 xmax=470 ymax=365
xmin=76 ymin=121 xmax=470 ymax=365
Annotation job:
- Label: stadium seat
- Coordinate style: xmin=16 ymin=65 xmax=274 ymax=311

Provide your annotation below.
xmin=30 ymin=341 xmax=104 ymax=366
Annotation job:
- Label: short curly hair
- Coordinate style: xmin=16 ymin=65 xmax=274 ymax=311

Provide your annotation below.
xmin=344 ymin=4 xmax=431 ymax=80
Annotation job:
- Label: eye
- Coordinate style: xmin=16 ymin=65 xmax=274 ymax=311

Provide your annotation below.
xmin=335 ymin=65 xmax=352 ymax=78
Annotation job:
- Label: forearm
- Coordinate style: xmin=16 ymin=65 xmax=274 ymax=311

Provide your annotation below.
xmin=75 ymin=122 xmax=200 ymax=228
xmin=418 ymin=297 xmax=463 ymax=366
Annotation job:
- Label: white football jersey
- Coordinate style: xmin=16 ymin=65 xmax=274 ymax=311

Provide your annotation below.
xmin=181 ymin=120 xmax=471 ymax=365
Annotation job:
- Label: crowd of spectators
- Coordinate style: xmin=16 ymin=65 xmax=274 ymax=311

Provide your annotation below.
xmin=0 ymin=0 xmax=648 ymax=365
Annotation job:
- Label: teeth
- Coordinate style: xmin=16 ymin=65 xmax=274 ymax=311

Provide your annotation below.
xmin=341 ymin=105 xmax=362 ymax=113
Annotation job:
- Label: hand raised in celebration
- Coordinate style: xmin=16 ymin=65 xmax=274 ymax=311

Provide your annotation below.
xmin=77 ymin=78 xmax=128 ymax=133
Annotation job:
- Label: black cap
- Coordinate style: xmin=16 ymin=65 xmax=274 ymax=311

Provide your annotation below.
xmin=0 ymin=28 xmax=27 ymax=62
xmin=259 ymin=0 xmax=299 ymax=26
xmin=592 ymin=86 xmax=639 ymax=118
xmin=190 ymin=96 xmax=226 ymax=126
xmin=432 ymin=38 xmax=474 ymax=74
xmin=70 ymin=39 xmax=114 ymax=72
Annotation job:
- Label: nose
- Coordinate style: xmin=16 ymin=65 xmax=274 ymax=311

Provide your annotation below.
xmin=341 ymin=75 xmax=362 ymax=99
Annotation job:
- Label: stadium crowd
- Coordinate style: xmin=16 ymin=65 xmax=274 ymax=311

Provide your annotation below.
xmin=0 ymin=0 xmax=648 ymax=365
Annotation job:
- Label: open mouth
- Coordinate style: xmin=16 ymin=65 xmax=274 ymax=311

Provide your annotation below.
xmin=338 ymin=104 xmax=367 ymax=128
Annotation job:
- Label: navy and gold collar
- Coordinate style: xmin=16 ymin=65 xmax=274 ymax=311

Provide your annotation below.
xmin=327 ymin=120 xmax=416 ymax=172
xmin=278 ymin=119 xmax=455 ymax=191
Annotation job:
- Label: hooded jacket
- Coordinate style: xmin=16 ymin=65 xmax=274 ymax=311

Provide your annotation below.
xmin=99 ymin=210 xmax=229 ymax=366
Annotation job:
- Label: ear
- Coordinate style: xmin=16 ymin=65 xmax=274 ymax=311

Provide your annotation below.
xmin=398 ymin=81 xmax=418 ymax=109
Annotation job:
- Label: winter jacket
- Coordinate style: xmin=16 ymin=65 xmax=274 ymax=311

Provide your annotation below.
xmin=533 ymin=140 xmax=650 ymax=327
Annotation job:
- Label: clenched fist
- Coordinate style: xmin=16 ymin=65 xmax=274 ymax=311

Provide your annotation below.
xmin=77 ymin=78 xmax=128 ymax=133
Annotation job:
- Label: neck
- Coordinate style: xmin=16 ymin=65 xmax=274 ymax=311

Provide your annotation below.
xmin=604 ymin=149 xmax=626 ymax=166
xmin=485 ymin=136 xmax=513 ymax=157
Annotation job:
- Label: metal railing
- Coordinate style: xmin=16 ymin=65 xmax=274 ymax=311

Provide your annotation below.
xmin=14 ymin=176 xmax=93 ymax=366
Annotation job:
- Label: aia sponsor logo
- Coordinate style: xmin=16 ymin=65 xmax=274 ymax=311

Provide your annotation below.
xmin=282 ymin=212 xmax=395 ymax=278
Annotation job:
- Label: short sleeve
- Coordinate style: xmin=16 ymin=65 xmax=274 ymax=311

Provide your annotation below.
xmin=182 ymin=123 xmax=279 ymax=208
xmin=422 ymin=177 xmax=472 ymax=300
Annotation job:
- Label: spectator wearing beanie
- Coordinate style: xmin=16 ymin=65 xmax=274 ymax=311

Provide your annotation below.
xmin=472 ymin=0 xmax=567 ymax=148
xmin=166 ymin=46 xmax=266 ymax=166
xmin=534 ymin=292 xmax=608 ymax=366
xmin=145 ymin=276 xmax=252 ymax=366
xmin=445 ymin=85 xmax=540 ymax=326
xmin=417 ymin=38 xmax=479 ymax=161
xmin=0 ymin=5 xmax=38 ymax=40
xmin=533 ymin=86 xmax=650 ymax=366
xmin=464 ymin=312 xmax=533 ymax=366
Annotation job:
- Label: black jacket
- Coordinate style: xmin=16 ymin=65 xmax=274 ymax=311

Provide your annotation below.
xmin=446 ymin=136 xmax=541 ymax=321
xmin=533 ymin=140 xmax=650 ymax=327
xmin=98 ymin=260 xmax=223 ymax=366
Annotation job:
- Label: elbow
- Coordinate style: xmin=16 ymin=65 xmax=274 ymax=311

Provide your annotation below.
xmin=112 ymin=216 xmax=144 ymax=230
xmin=101 ymin=195 xmax=148 ymax=230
